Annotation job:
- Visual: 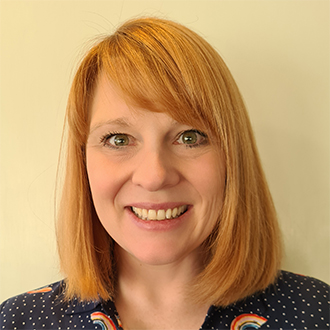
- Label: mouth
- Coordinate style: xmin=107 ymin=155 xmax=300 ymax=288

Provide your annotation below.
xmin=131 ymin=205 xmax=188 ymax=221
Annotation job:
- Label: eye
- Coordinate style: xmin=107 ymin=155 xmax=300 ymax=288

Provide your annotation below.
xmin=109 ymin=134 xmax=129 ymax=146
xmin=100 ymin=133 xmax=132 ymax=148
xmin=176 ymin=130 xmax=207 ymax=147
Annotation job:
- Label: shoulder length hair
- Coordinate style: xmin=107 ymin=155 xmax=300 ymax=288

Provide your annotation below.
xmin=56 ymin=17 xmax=282 ymax=307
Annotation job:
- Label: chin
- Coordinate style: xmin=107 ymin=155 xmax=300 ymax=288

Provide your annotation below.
xmin=117 ymin=241 xmax=194 ymax=267
xmin=130 ymin=240 xmax=205 ymax=268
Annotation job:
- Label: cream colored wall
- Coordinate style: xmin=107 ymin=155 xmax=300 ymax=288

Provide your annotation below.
xmin=0 ymin=0 xmax=329 ymax=301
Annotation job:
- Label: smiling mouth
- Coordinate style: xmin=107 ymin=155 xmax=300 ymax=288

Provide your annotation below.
xmin=131 ymin=205 xmax=188 ymax=221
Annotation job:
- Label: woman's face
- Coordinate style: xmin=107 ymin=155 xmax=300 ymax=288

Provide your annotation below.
xmin=86 ymin=74 xmax=226 ymax=267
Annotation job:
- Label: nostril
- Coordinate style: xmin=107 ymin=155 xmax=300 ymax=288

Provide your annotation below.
xmin=131 ymin=156 xmax=179 ymax=191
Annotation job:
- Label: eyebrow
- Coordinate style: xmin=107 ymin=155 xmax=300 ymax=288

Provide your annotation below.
xmin=89 ymin=117 xmax=131 ymax=134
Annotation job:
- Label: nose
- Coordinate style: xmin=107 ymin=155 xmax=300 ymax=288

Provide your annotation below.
xmin=131 ymin=149 xmax=180 ymax=191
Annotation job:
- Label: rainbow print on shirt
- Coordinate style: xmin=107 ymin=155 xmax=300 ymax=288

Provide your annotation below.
xmin=91 ymin=312 xmax=117 ymax=330
xmin=230 ymin=313 xmax=267 ymax=330
xmin=27 ymin=287 xmax=52 ymax=294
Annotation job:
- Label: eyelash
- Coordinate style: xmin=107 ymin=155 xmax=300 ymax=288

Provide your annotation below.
xmin=99 ymin=131 xmax=126 ymax=149
xmin=175 ymin=130 xmax=208 ymax=148
xmin=99 ymin=130 xmax=208 ymax=149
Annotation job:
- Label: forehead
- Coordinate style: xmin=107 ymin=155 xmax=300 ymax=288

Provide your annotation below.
xmin=89 ymin=73 xmax=179 ymax=130
xmin=91 ymin=73 xmax=124 ymax=110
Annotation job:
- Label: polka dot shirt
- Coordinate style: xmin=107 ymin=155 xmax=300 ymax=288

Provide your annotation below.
xmin=0 ymin=271 xmax=329 ymax=329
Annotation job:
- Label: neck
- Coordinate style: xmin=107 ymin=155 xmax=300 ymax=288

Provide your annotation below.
xmin=114 ymin=245 xmax=210 ymax=330
xmin=114 ymin=244 xmax=205 ymax=304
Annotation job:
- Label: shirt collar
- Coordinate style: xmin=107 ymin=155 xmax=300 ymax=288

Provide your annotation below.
xmin=64 ymin=298 xmax=101 ymax=314
xmin=208 ymin=289 xmax=269 ymax=315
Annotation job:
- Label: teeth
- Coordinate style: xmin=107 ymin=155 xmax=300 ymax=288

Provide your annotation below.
xmin=131 ymin=205 xmax=188 ymax=221
xmin=165 ymin=208 xmax=172 ymax=219
xmin=148 ymin=210 xmax=157 ymax=220
xmin=172 ymin=207 xmax=178 ymax=218
xmin=157 ymin=209 xmax=165 ymax=220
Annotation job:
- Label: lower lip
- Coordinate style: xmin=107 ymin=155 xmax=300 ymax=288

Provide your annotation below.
xmin=126 ymin=207 xmax=191 ymax=232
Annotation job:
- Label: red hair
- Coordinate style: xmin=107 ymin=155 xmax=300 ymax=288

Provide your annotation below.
xmin=56 ymin=17 xmax=282 ymax=306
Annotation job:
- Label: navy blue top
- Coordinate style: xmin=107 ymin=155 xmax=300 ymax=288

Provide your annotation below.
xmin=1 ymin=271 xmax=329 ymax=330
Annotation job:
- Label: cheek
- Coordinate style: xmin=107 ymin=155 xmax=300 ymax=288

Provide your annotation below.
xmin=189 ymin=153 xmax=225 ymax=201
xmin=189 ymin=153 xmax=225 ymax=235
xmin=86 ymin=150 xmax=120 ymax=202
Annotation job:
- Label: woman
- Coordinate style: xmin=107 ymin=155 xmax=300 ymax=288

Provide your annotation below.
xmin=0 ymin=17 xmax=329 ymax=330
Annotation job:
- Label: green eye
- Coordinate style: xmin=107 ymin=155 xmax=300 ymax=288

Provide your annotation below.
xmin=176 ymin=130 xmax=208 ymax=147
xmin=109 ymin=134 xmax=129 ymax=146
xmin=181 ymin=131 xmax=198 ymax=144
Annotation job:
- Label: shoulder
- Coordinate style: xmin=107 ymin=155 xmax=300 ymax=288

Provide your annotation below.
xmin=275 ymin=269 xmax=329 ymax=291
xmin=0 ymin=281 xmax=64 ymax=313
xmin=202 ymin=271 xmax=329 ymax=330
xmin=0 ymin=281 xmax=65 ymax=329
xmin=271 ymin=270 xmax=329 ymax=305
xmin=261 ymin=271 xmax=330 ymax=328
xmin=0 ymin=281 xmax=121 ymax=330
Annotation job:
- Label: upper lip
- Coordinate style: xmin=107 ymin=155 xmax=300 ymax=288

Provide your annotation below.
xmin=127 ymin=202 xmax=190 ymax=210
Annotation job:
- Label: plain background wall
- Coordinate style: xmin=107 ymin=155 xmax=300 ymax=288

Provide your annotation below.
xmin=0 ymin=0 xmax=329 ymax=301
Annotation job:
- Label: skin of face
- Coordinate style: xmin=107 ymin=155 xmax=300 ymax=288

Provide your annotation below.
xmin=86 ymin=74 xmax=226 ymax=268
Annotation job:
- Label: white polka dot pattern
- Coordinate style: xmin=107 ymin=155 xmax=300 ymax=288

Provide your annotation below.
xmin=0 ymin=271 xmax=329 ymax=329
xmin=201 ymin=271 xmax=330 ymax=329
